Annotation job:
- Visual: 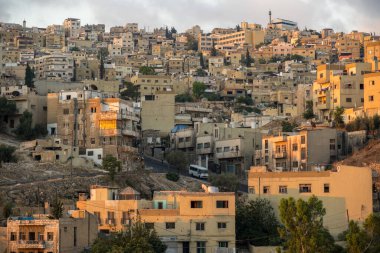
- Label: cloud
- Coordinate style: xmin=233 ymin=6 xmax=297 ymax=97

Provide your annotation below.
xmin=0 ymin=0 xmax=379 ymax=34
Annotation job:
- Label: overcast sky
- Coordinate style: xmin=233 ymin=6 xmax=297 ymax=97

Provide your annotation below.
xmin=0 ymin=0 xmax=379 ymax=34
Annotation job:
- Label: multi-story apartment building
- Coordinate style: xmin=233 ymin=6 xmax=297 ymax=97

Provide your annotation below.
xmin=312 ymin=63 xmax=371 ymax=121
xmin=141 ymin=91 xmax=175 ymax=137
xmin=248 ymin=165 xmax=373 ymax=237
xmin=335 ymin=36 xmax=361 ymax=60
xmin=47 ymin=90 xmax=140 ymax=164
xmin=34 ymin=54 xmax=74 ymax=81
xmin=197 ymin=33 xmax=217 ymax=53
xmin=259 ymin=127 xmax=346 ymax=171
xmin=194 ymin=123 xmax=262 ymax=177
xmin=63 ymin=18 xmax=81 ymax=38
xmin=270 ymin=18 xmax=297 ymax=30
xmin=216 ymin=27 xmax=264 ymax=49
xmin=291 ymin=46 xmax=316 ymax=60
xmin=363 ymin=72 xmax=380 ymax=117
xmin=125 ymin=23 xmax=138 ymax=33
xmin=6 ymin=210 xmax=97 ymax=253
xmin=77 ymin=185 xmax=236 ymax=253
xmin=364 ymin=40 xmax=380 ymax=71
xmin=0 ymin=85 xmax=47 ymax=134
xmin=131 ymin=75 xmax=173 ymax=100
xmin=45 ymin=33 xmax=65 ymax=49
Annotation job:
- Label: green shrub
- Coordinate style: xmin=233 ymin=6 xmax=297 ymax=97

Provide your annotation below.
xmin=166 ymin=172 xmax=179 ymax=182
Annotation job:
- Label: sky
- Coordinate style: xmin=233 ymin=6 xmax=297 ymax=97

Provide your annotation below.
xmin=0 ymin=0 xmax=379 ymax=34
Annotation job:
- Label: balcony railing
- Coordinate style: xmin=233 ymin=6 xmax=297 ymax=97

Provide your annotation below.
xmin=122 ymin=129 xmax=139 ymax=137
xmin=17 ymin=240 xmax=46 ymax=249
xmin=100 ymin=129 xmax=121 ymax=137
xmin=105 ymin=218 xmax=116 ymax=226
xmin=274 ymin=152 xmax=287 ymax=159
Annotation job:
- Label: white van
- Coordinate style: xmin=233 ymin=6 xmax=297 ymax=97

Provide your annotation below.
xmin=189 ymin=164 xmax=208 ymax=179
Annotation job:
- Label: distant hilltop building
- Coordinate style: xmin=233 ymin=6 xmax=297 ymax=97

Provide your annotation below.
xmin=270 ymin=18 xmax=298 ymax=30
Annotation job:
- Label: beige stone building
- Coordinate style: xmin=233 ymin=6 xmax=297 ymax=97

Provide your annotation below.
xmin=259 ymin=127 xmax=346 ymax=171
xmin=248 ymin=165 xmax=373 ymax=237
xmin=141 ymin=91 xmax=175 ymax=137
xmin=34 ymin=54 xmax=74 ymax=81
xmin=131 ymin=75 xmax=173 ymax=100
xmin=363 ymin=72 xmax=380 ymax=117
xmin=77 ymin=185 xmax=236 ymax=253
xmin=63 ymin=18 xmax=81 ymax=38
xmin=0 ymin=85 xmax=47 ymax=134
xmin=312 ymin=63 xmax=371 ymax=121
xmin=364 ymin=40 xmax=380 ymax=71
xmin=6 ymin=210 xmax=97 ymax=253
xmin=47 ymin=90 xmax=139 ymax=164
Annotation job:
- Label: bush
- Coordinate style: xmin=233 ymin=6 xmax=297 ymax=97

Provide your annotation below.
xmin=0 ymin=145 xmax=17 ymax=163
xmin=166 ymin=172 xmax=179 ymax=182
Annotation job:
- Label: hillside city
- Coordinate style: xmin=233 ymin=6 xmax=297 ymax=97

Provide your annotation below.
xmin=0 ymin=10 xmax=380 ymax=253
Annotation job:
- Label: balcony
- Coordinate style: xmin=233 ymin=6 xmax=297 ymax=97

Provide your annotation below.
xmin=122 ymin=129 xmax=139 ymax=137
xmin=121 ymin=112 xmax=139 ymax=122
xmin=104 ymin=218 xmax=116 ymax=226
xmin=100 ymin=129 xmax=121 ymax=137
xmin=274 ymin=152 xmax=287 ymax=159
xmin=215 ymin=138 xmax=243 ymax=159
xmin=99 ymin=111 xmax=119 ymax=121
xmin=317 ymin=103 xmax=329 ymax=110
xmin=17 ymin=241 xmax=46 ymax=249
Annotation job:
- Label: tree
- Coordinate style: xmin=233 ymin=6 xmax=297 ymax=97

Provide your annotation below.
xmin=245 ymin=48 xmax=253 ymax=67
xmin=103 ymin=155 xmax=122 ymax=181
xmin=91 ymin=217 xmax=167 ymax=253
xmin=3 ymin=202 xmax=13 ymax=218
xmin=0 ymin=145 xmax=17 ymax=163
xmin=303 ymin=100 xmax=315 ymax=120
xmin=175 ymin=93 xmax=194 ymax=102
xmin=210 ymin=41 xmax=218 ymax=56
xmin=165 ymin=26 xmax=170 ymax=39
xmin=281 ymin=120 xmax=298 ymax=132
xmin=51 ymin=197 xmax=64 ymax=219
xmin=71 ymin=59 xmax=77 ymax=82
xmin=333 ymin=106 xmax=345 ymax=127
xmin=236 ymin=24 xmax=241 ymax=32
xmin=0 ymin=97 xmax=17 ymax=129
xmin=192 ymin=81 xmax=206 ymax=99
xmin=170 ymin=27 xmax=177 ymax=35
xmin=236 ymin=96 xmax=253 ymax=106
xmin=139 ymin=66 xmax=156 ymax=75
xmin=236 ymin=199 xmax=280 ymax=247
xmin=279 ymin=196 xmax=338 ymax=253
xmin=13 ymin=111 xmax=47 ymax=140
xmin=121 ymin=82 xmax=139 ymax=101
xmin=345 ymin=214 xmax=380 ymax=253
xmin=203 ymin=92 xmax=221 ymax=101
xmin=166 ymin=150 xmax=188 ymax=172
xmin=25 ymin=63 xmax=35 ymax=88
xmin=97 ymin=47 xmax=109 ymax=60
xmin=209 ymin=174 xmax=239 ymax=192
xmin=195 ymin=68 xmax=207 ymax=77
xmin=258 ymin=58 xmax=267 ymax=64
xmin=99 ymin=57 xmax=105 ymax=80
xmin=14 ymin=111 xmax=34 ymax=140
xmin=199 ymin=53 xmax=205 ymax=69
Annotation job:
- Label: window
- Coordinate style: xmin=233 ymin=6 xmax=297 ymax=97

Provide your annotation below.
xmin=346 ymin=97 xmax=352 ymax=103
xmin=91 ymin=138 xmax=95 ymax=144
xmin=145 ymin=223 xmax=154 ymax=229
xmin=87 ymin=151 xmax=94 ymax=156
xmin=197 ymin=242 xmax=206 ymax=253
xmin=191 ymin=201 xmax=203 ymax=208
xmin=216 ymin=200 xmax=229 ymax=208
xmin=223 ymin=147 xmax=230 ymax=152
xmin=248 ymin=186 xmax=255 ymax=194
xmin=263 ymin=186 xmax=270 ymax=194
xmin=279 ymin=186 xmax=288 ymax=194
xmin=330 ymin=139 xmax=335 ymax=150
xmin=19 ymin=232 xmax=26 ymax=240
xmin=216 ymin=147 xmax=222 ymax=153
xmin=324 ymin=183 xmax=330 ymax=193
xmin=98 ymin=154 xmax=102 ymax=159
xmin=197 ymin=143 xmax=203 ymax=149
xmin=369 ymin=96 xmax=374 ymax=102
xmin=301 ymin=147 xmax=306 ymax=160
xmin=299 ymin=184 xmax=312 ymax=193
xmin=73 ymin=227 xmax=77 ymax=247
xmin=166 ymin=222 xmax=175 ymax=229
xmin=292 ymin=143 xmax=298 ymax=151
xmin=204 ymin=142 xmax=210 ymax=148
xmin=195 ymin=222 xmax=205 ymax=231
xmin=10 ymin=232 xmax=16 ymax=241
xmin=217 ymin=222 xmax=227 ymax=229
xmin=218 ymin=241 xmax=229 ymax=248
xmin=301 ymin=135 xmax=306 ymax=144
xmin=47 ymin=232 xmax=54 ymax=241
xmin=292 ymin=161 xmax=298 ymax=168
xmin=63 ymin=108 xmax=69 ymax=114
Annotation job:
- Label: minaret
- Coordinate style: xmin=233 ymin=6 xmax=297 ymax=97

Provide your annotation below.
xmin=23 ymin=19 xmax=26 ymax=29
xmin=269 ymin=10 xmax=272 ymax=24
